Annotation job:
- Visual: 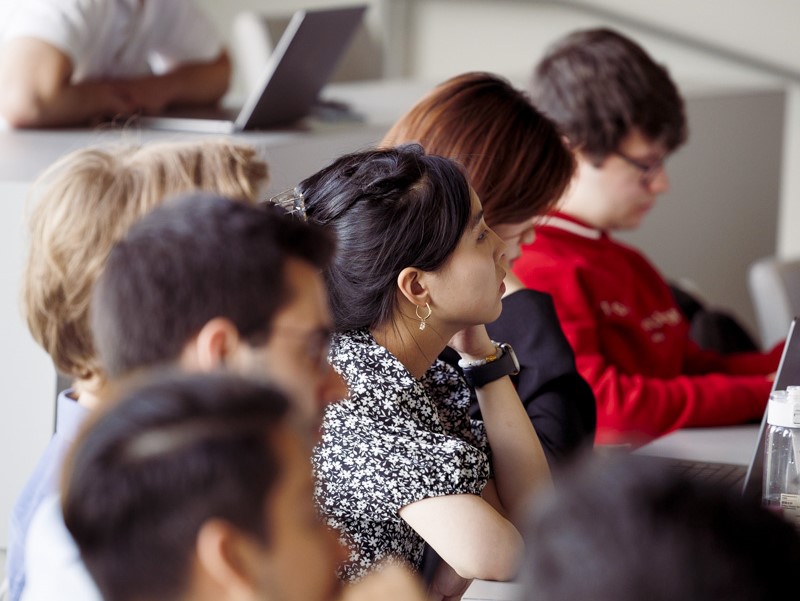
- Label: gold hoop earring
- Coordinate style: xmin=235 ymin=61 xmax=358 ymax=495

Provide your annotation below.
xmin=415 ymin=302 xmax=432 ymax=331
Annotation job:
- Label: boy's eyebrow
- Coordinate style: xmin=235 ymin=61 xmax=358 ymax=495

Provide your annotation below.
xmin=470 ymin=209 xmax=485 ymax=229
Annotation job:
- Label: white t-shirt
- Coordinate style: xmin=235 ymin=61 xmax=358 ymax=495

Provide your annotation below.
xmin=2 ymin=0 xmax=223 ymax=81
xmin=20 ymin=495 xmax=101 ymax=601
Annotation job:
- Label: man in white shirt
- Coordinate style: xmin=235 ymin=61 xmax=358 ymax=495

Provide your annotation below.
xmin=0 ymin=0 xmax=230 ymax=127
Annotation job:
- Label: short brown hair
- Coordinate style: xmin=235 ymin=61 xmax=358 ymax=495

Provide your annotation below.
xmin=531 ymin=28 xmax=688 ymax=164
xmin=22 ymin=140 xmax=268 ymax=392
xmin=381 ymin=72 xmax=574 ymax=227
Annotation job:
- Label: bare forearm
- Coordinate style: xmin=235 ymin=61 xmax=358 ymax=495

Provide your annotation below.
xmin=475 ymin=376 xmax=550 ymax=522
xmin=118 ymin=51 xmax=231 ymax=111
xmin=0 ymin=37 xmax=134 ymax=127
xmin=400 ymin=494 xmax=523 ymax=582
xmin=450 ymin=325 xmax=551 ymax=521
xmin=6 ymin=53 xmax=233 ymax=127
xmin=1 ymin=78 xmax=134 ymax=128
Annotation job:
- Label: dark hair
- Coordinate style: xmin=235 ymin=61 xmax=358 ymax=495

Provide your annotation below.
xmin=91 ymin=193 xmax=334 ymax=379
xmin=521 ymin=453 xmax=800 ymax=601
xmin=531 ymin=28 xmax=688 ymax=164
xmin=298 ymin=144 xmax=472 ymax=331
xmin=62 ymin=372 xmax=291 ymax=601
xmin=382 ymin=72 xmax=575 ymax=226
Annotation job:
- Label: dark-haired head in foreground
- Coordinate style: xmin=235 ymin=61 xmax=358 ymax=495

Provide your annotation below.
xmin=297 ymin=142 xmax=500 ymax=334
xmin=294 ymin=143 xmax=550 ymax=594
xmin=91 ymin=192 xmax=347 ymax=430
xmin=522 ymin=454 xmax=800 ymax=601
xmin=63 ymin=372 xmax=345 ymax=601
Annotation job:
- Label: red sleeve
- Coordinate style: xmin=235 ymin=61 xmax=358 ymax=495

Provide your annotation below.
xmin=683 ymin=338 xmax=784 ymax=375
xmin=517 ymin=259 xmax=772 ymax=445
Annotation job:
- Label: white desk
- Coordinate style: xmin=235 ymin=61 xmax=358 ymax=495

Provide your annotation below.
xmin=636 ymin=424 xmax=760 ymax=466
xmin=464 ymin=580 xmax=521 ymax=601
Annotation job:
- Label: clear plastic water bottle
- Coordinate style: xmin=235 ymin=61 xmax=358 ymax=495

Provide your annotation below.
xmin=763 ymin=386 xmax=800 ymax=526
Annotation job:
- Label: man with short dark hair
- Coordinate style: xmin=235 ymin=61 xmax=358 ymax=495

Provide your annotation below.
xmin=91 ymin=192 xmax=346 ymax=429
xmin=0 ymin=0 xmax=231 ymax=128
xmin=21 ymin=193 xmax=348 ymax=601
xmin=514 ymin=29 xmax=780 ymax=445
xmin=63 ymin=372 xmax=346 ymax=601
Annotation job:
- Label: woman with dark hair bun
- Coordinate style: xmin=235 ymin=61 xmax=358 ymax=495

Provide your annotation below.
xmin=382 ymin=72 xmax=596 ymax=467
xmin=294 ymin=144 xmax=549 ymax=599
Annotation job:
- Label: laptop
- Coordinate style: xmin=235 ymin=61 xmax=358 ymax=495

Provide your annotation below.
xmin=638 ymin=317 xmax=800 ymax=500
xmin=137 ymin=5 xmax=367 ymax=133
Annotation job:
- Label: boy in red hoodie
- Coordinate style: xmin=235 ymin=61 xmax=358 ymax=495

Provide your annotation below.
xmin=514 ymin=28 xmax=780 ymax=445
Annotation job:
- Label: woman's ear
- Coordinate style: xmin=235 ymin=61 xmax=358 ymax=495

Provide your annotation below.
xmin=396 ymin=267 xmax=430 ymax=306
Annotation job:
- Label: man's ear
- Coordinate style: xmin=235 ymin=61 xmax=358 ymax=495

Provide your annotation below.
xmin=192 ymin=318 xmax=241 ymax=371
xmin=195 ymin=519 xmax=262 ymax=600
xmin=396 ymin=267 xmax=430 ymax=307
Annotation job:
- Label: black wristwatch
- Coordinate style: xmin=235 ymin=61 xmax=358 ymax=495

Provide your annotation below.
xmin=460 ymin=342 xmax=520 ymax=388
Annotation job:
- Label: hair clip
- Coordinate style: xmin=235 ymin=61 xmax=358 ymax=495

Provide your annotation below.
xmin=268 ymin=187 xmax=307 ymax=221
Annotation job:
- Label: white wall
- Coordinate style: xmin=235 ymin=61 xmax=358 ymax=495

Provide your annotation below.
xmin=779 ymin=85 xmax=800 ymax=257
xmin=383 ymin=0 xmax=800 ymax=266
xmin=384 ymin=0 xmax=799 ymax=80
xmin=565 ymin=0 xmax=800 ymax=75
xmin=0 ymin=182 xmax=56 ymax=550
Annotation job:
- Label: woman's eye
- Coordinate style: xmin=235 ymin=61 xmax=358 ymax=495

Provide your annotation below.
xmin=477 ymin=229 xmax=489 ymax=241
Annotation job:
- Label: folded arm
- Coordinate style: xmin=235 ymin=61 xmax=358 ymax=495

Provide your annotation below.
xmin=554 ymin=278 xmax=772 ymax=442
xmin=0 ymin=37 xmax=132 ymax=127
xmin=112 ymin=50 xmax=231 ymax=115
xmin=0 ymin=37 xmax=230 ymax=128
xmin=399 ymin=492 xmax=523 ymax=582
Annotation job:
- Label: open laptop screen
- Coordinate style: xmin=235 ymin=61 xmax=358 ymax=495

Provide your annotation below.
xmin=136 ymin=4 xmax=366 ymax=133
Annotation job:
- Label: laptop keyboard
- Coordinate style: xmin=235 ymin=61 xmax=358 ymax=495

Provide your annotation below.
xmin=667 ymin=459 xmax=747 ymax=489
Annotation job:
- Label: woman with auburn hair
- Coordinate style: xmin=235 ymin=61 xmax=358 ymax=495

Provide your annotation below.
xmin=382 ymin=72 xmax=596 ymax=467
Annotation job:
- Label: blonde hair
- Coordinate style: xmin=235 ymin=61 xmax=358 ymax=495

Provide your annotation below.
xmin=22 ymin=139 xmax=269 ymax=393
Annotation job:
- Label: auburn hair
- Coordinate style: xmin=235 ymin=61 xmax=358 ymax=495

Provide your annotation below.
xmin=382 ymin=72 xmax=574 ymax=226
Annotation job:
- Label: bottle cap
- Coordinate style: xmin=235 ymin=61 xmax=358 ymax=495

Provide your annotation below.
xmin=767 ymin=387 xmax=800 ymax=428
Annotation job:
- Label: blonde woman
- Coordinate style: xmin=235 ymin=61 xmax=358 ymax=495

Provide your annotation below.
xmin=8 ymin=139 xmax=267 ymax=601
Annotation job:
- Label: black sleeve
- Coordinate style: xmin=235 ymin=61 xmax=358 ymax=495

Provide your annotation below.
xmin=488 ymin=289 xmax=596 ymax=467
xmin=446 ymin=289 xmax=595 ymax=470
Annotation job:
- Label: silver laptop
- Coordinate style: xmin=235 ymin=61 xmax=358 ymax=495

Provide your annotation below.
xmin=638 ymin=317 xmax=800 ymax=500
xmin=137 ymin=5 xmax=367 ymax=133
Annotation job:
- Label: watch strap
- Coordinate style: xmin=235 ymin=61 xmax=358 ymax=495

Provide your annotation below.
xmin=458 ymin=341 xmax=503 ymax=368
xmin=461 ymin=343 xmax=519 ymax=388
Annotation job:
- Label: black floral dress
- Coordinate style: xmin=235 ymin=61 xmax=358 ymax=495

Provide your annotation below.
xmin=313 ymin=329 xmax=491 ymax=580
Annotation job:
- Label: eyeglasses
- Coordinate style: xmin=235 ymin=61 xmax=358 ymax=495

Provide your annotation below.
xmin=613 ymin=150 xmax=667 ymax=185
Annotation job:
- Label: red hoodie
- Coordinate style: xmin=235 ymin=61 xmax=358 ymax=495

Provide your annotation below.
xmin=514 ymin=213 xmax=781 ymax=445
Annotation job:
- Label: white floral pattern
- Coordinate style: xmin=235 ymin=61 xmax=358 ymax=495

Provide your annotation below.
xmin=312 ymin=329 xmax=491 ymax=580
